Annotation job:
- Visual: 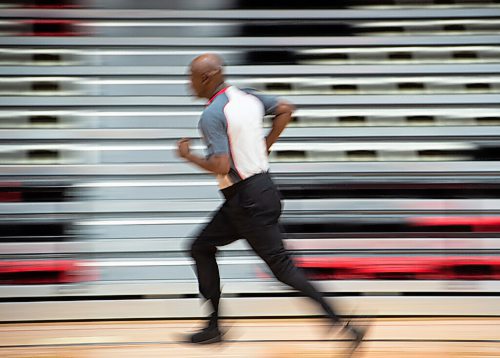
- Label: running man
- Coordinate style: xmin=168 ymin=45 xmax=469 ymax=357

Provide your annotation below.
xmin=177 ymin=53 xmax=366 ymax=352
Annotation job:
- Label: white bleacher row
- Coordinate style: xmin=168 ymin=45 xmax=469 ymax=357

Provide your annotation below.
xmin=0 ymin=141 xmax=480 ymax=164
xmin=3 ymin=64 xmax=499 ymax=76
xmin=2 ymin=34 xmax=499 ymax=47
xmin=1 ymin=107 xmax=500 ymax=129
xmin=298 ymin=46 xmax=500 ymax=65
xmin=4 ymin=198 xmax=500 ymax=216
xmin=1 ymin=46 xmax=500 ymax=66
xmin=3 ymin=233 xmax=500 ymax=256
xmin=1 ymin=75 xmax=500 ymax=96
xmin=2 ymin=94 xmax=499 ymax=106
xmin=2 ymin=161 xmax=499 ymax=178
xmin=0 ymin=107 xmax=499 ymax=128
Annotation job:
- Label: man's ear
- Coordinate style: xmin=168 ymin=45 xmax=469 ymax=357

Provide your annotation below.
xmin=201 ymin=73 xmax=210 ymax=84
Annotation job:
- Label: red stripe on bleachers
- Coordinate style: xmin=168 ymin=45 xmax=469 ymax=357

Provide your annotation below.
xmin=0 ymin=191 xmax=22 ymax=202
xmin=295 ymin=256 xmax=500 ymax=280
xmin=0 ymin=260 xmax=96 ymax=285
xmin=410 ymin=216 xmax=500 ymax=227
xmin=0 ymin=182 xmax=23 ymax=202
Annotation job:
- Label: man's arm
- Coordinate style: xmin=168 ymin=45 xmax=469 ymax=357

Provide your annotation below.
xmin=177 ymin=138 xmax=230 ymax=175
xmin=265 ymin=100 xmax=295 ymax=152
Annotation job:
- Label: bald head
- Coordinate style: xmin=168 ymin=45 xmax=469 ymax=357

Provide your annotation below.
xmin=191 ymin=53 xmax=224 ymax=75
xmin=189 ymin=53 xmax=226 ymax=100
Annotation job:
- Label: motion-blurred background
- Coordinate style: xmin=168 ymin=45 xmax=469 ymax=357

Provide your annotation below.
xmin=1 ymin=0 xmax=500 ymax=322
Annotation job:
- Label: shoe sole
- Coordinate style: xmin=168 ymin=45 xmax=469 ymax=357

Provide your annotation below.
xmin=175 ymin=332 xmax=223 ymax=345
xmin=196 ymin=335 xmax=222 ymax=345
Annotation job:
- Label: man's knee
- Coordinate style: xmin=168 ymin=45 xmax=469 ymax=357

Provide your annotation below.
xmin=265 ymin=250 xmax=295 ymax=281
xmin=189 ymin=236 xmax=216 ymax=259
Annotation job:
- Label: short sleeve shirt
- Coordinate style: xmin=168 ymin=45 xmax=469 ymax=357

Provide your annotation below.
xmin=198 ymin=86 xmax=279 ymax=188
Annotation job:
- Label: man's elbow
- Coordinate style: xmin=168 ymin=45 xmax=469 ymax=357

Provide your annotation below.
xmin=217 ymin=162 xmax=230 ymax=175
xmin=276 ymin=101 xmax=295 ymax=116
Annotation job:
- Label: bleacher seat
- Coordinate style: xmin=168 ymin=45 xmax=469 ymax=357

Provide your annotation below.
xmin=0 ymin=0 xmax=499 ymax=320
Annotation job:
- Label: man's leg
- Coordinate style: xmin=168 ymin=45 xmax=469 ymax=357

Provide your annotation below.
xmin=244 ymin=224 xmax=340 ymax=323
xmin=231 ymin=176 xmax=340 ymax=322
xmin=239 ymin=211 xmax=368 ymax=354
xmin=231 ymin=175 xmax=366 ymax=352
xmin=188 ymin=200 xmax=239 ymax=342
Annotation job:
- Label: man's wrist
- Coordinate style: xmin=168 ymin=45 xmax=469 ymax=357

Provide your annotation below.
xmin=183 ymin=152 xmax=196 ymax=163
xmin=180 ymin=151 xmax=190 ymax=161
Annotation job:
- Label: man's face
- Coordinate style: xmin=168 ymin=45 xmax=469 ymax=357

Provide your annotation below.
xmin=189 ymin=68 xmax=204 ymax=98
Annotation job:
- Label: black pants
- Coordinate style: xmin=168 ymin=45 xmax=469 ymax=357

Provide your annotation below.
xmin=190 ymin=172 xmax=339 ymax=323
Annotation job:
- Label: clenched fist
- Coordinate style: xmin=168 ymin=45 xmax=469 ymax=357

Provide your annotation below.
xmin=177 ymin=138 xmax=191 ymax=159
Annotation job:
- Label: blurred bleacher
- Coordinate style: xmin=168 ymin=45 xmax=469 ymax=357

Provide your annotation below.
xmin=0 ymin=0 xmax=500 ymax=321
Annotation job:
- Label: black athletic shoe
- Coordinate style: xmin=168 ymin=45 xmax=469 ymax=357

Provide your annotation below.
xmin=188 ymin=325 xmax=223 ymax=344
xmin=342 ymin=321 xmax=367 ymax=357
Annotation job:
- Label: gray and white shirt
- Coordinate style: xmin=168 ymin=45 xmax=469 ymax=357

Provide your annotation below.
xmin=199 ymin=86 xmax=279 ymax=189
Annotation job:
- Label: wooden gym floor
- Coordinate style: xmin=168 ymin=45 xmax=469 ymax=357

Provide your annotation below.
xmin=0 ymin=318 xmax=499 ymax=357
